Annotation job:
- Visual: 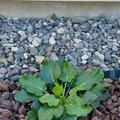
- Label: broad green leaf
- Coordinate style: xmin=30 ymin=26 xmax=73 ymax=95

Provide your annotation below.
xmin=53 ymin=83 xmax=64 ymax=96
xmin=60 ymin=113 xmax=77 ymax=120
xmin=83 ymin=91 xmax=97 ymax=104
xmin=65 ymin=94 xmax=92 ymax=117
xmin=59 ymin=61 xmax=77 ymax=82
xmin=15 ymin=89 xmax=37 ymax=103
xmin=91 ymin=99 xmax=100 ymax=109
xmin=91 ymin=82 xmax=110 ymax=96
xmin=40 ymin=60 xmax=61 ymax=84
xmin=69 ymin=85 xmax=85 ymax=96
xmin=57 ymin=57 xmax=64 ymax=67
xmin=20 ymin=75 xmax=47 ymax=96
xmin=31 ymin=100 xmax=41 ymax=110
xmin=39 ymin=93 xmax=60 ymax=107
xmin=27 ymin=109 xmax=38 ymax=120
xmin=38 ymin=105 xmax=63 ymax=120
xmin=91 ymin=90 xmax=110 ymax=109
xmin=74 ymin=69 xmax=104 ymax=90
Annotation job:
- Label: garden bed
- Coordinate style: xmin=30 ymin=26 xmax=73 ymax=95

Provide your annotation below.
xmin=0 ymin=15 xmax=120 ymax=120
xmin=0 ymin=78 xmax=120 ymax=120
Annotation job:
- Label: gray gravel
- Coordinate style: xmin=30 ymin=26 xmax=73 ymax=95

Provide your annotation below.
xmin=0 ymin=15 xmax=120 ymax=80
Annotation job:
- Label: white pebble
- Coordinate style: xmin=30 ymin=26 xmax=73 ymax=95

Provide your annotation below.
xmin=49 ymin=37 xmax=56 ymax=45
xmin=32 ymin=37 xmax=41 ymax=47
xmin=50 ymin=53 xmax=58 ymax=61
xmin=23 ymin=53 xmax=28 ymax=59
xmin=82 ymin=60 xmax=87 ymax=64
xmin=81 ymin=54 xmax=89 ymax=60
xmin=35 ymin=55 xmax=45 ymax=63
xmin=57 ymin=27 xmax=64 ymax=34
xmin=74 ymin=39 xmax=81 ymax=44
xmin=11 ymin=47 xmax=18 ymax=52
xmin=95 ymin=51 xmax=104 ymax=60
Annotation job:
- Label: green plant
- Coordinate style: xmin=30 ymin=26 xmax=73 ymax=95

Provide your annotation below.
xmin=15 ymin=59 xmax=110 ymax=120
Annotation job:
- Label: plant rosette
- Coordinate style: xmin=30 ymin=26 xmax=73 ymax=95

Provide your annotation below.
xmin=15 ymin=58 xmax=110 ymax=120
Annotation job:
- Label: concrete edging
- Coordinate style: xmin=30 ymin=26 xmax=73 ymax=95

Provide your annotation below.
xmin=1 ymin=1 xmax=120 ymax=18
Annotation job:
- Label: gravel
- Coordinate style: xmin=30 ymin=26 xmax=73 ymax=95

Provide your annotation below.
xmin=0 ymin=15 xmax=120 ymax=80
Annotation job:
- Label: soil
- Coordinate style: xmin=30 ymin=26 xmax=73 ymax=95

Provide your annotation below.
xmin=0 ymin=79 xmax=120 ymax=120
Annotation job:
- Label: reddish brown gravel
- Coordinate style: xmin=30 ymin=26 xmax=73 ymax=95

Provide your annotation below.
xmin=0 ymin=79 xmax=120 ymax=120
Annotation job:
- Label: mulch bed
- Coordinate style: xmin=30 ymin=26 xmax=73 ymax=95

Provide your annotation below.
xmin=0 ymin=79 xmax=120 ymax=120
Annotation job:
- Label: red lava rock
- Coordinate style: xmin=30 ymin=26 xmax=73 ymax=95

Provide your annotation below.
xmin=9 ymin=83 xmax=18 ymax=91
xmin=0 ymin=108 xmax=11 ymax=118
xmin=18 ymin=105 xmax=26 ymax=115
xmin=1 ymin=92 xmax=10 ymax=100
xmin=91 ymin=116 xmax=99 ymax=120
xmin=13 ymin=102 xmax=20 ymax=113
xmin=0 ymin=81 xmax=9 ymax=91
xmin=104 ymin=115 xmax=110 ymax=120
xmin=0 ymin=100 xmax=12 ymax=109
xmin=111 ymin=95 xmax=117 ymax=102
xmin=0 ymin=115 xmax=9 ymax=120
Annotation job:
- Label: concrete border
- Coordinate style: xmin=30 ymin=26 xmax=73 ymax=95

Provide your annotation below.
xmin=1 ymin=1 xmax=120 ymax=18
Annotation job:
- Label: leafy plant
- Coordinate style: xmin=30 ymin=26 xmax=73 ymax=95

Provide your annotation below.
xmin=15 ymin=59 xmax=110 ymax=120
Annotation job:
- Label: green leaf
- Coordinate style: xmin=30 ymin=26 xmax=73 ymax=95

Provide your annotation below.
xmin=39 ymin=93 xmax=60 ymax=107
xmin=74 ymin=69 xmax=104 ymax=90
xmin=53 ymin=83 xmax=64 ymax=96
xmin=15 ymin=89 xmax=37 ymax=103
xmin=38 ymin=105 xmax=63 ymax=120
xmin=83 ymin=91 xmax=97 ymax=104
xmin=60 ymin=113 xmax=77 ymax=120
xmin=20 ymin=75 xmax=47 ymax=96
xmin=91 ymin=90 xmax=110 ymax=109
xmin=69 ymin=85 xmax=85 ymax=96
xmin=31 ymin=100 xmax=41 ymax=110
xmin=65 ymin=94 xmax=92 ymax=117
xmin=27 ymin=109 xmax=38 ymax=120
xmin=40 ymin=60 xmax=61 ymax=84
xmin=91 ymin=82 xmax=110 ymax=96
xmin=59 ymin=61 xmax=77 ymax=82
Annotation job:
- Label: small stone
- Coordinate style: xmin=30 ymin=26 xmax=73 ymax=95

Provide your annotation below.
xmin=95 ymin=51 xmax=104 ymax=60
xmin=29 ymin=67 xmax=39 ymax=72
xmin=104 ymin=78 xmax=113 ymax=83
xmin=117 ymin=30 xmax=120 ymax=35
xmin=0 ymin=100 xmax=12 ymax=109
xmin=111 ymin=95 xmax=117 ymax=102
xmin=1 ymin=92 xmax=10 ymax=100
xmin=86 ymin=33 xmax=91 ymax=38
xmin=0 ymin=81 xmax=9 ymax=91
xmin=74 ymin=39 xmax=81 ymax=43
xmin=50 ymin=53 xmax=58 ymax=61
xmin=57 ymin=27 xmax=64 ymax=34
xmin=7 ymin=52 xmax=13 ymax=62
xmin=32 ymin=37 xmax=41 ymax=47
xmin=100 ymin=63 xmax=109 ymax=71
xmin=0 ymin=68 xmax=7 ymax=74
xmin=23 ymin=64 xmax=28 ymax=68
xmin=27 ymin=25 xmax=33 ymax=33
xmin=91 ymin=116 xmax=99 ymax=120
xmin=51 ymin=32 xmax=56 ymax=38
xmin=92 ymin=59 xmax=101 ymax=66
xmin=30 ymin=47 xmax=38 ymax=56
xmin=35 ymin=55 xmax=45 ymax=63
xmin=82 ymin=60 xmax=87 ymax=64
xmin=112 ymin=44 xmax=118 ymax=51
xmin=18 ymin=30 xmax=27 ymax=41
xmin=0 ymin=108 xmax=11 ymax=118
xmin=18 ymin=105 xmax=26 ymax=114
xmin=11 ymin=47 xmax=18 ymax=52
xmin=81 ymin=54 xmax=89 ymax=60
xmin=23 ymin=53 xmax=28 ymax=59
xmin=49 ymin=37 xmax=56 ymax=45
xmin=0 ymin=34 xmax=9 ymax=39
